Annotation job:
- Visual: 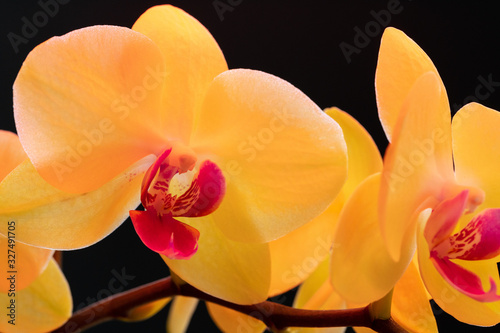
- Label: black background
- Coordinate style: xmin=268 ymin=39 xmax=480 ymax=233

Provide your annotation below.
xmin=2 ymin=1 xmax=500 ymax=332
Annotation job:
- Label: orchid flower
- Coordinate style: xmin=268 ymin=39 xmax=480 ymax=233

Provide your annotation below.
xmin=331 ymin=27 xmax=500 ymax=326
xmin=126 ymin=107 xmax=376 ymax=333
xmin=2 ymin=5 xmax=347 ymax=304
xmin=0 ymin=130 xmax=72 ymax=333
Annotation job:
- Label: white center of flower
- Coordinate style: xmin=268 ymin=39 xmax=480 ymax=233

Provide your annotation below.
xmin=169 ymin=169 xmax=195 ymax=197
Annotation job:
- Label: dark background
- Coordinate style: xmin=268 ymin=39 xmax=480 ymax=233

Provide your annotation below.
xmin=2 ymin=1 xmax=500 ymax=332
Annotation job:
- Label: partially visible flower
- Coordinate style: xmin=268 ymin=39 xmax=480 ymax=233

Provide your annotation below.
xmin=0 ymin=130 xmax=72 ymax=333
xmin=331 ymin=27 xmax=500 ymax=326
xmin=5 ymin=5 xmax=347 ymax=305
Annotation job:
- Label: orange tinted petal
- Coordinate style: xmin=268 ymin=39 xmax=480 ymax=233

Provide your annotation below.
xmin=392 ymin=260 xmax=438 ymax=333
xmin=326 ymin=108 xmax=383 ymax=192
xmin=166 ymin=296 xmax=198 ymax=333
xmin=132 ymin=5 xmax=228 ymax=142
xmin=268 ymin=209 xmax=335 ymax=296
xmin=294 ymin=257 xmax=336 ymax=309
xmin=207 ymin=302 xmax=266 ymax=333
xmin=293 ymin=259 xmax=347 ymax=333
xmin=376 ymin=27 xmax=447 ymax=141
xmin=380 ymin=72 xmax=453 ymax=261
xmin=14 ymin=25 xmax=168 ymax=193
xmin=0 ymin=130 xmax=26 ymax=181
xmin=268 ymin=108 xmax=381 ymax=295
xmin=192 ymin=69 xmax=347 ymax=243
xmin=119 ymin=298 xmax=170 ymax=322
xmin=0 ymin=233 xmax=53 ymax=292
xmin=331 ymin=173 xmax=413 ymax=304
xmin=453 ymin=103 xmax=500 ymax=211
xmin=0 ymin=156 xmax=155 ymax=249
xmin=164 ymin=215 xmax=271 ymax=304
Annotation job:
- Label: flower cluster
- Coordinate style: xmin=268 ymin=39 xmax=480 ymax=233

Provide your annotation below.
xmin=1 ymin=4 xmax=499 ymax=333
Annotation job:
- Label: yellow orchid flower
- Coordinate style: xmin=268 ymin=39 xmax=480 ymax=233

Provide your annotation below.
xmin=0 ymin=130 xmax=72 ymax=332
xmin=138 ymin=107 xmax=375 ymax=332
xmin=331 ymin=27 xmax=500 ymax=326
xmin=4 ymin=4 xmax=347 ymax=305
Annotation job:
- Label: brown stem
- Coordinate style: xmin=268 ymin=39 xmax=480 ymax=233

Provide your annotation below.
xmin=52 ymin=277 xmax=407 ymax=333
xmin=52 ymin=277 xmax=176 ymax=333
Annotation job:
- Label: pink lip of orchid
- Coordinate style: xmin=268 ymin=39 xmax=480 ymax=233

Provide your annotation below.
xmin=424 ymin=190 xmax=500 ymax=302
xmin=130 ymin=146 xmax=225 ymax=259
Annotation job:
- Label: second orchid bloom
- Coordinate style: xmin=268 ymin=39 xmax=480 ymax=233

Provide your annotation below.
xmin=329 ymin=27 xmax=500 ymax=327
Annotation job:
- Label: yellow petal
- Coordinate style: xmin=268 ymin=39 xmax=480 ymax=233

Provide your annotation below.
xmin=268 ymin=210 xmax=335 ymax=297
xmin=132 ymin=5 xmax=228 ymax=142
xmin=207 ymin=301 xmax=266 ymax=333
xmin=417 ymin=215 xmax=500 ymax=326
xmin=268 ymin=108 xmax=381 ymax=295
xmin=325 ymin=107 xmax=383 ymax=195
xmin=0 ymin=233 xmax=53 ymax=292
xmin=0 ymin=259 xmax=72 ymax=333
xmin=380 ymin=72 xmax=453 ymax=261
xmin=0 ymin=155 xmax=155 ymax=249
xmin=192 ymin=69 xmax=347 ymax=243
xmin=119 ymin=297 xmax=170 ymax=322
xmin=14 ymin=25 xmax=168 ymax=193
xmin=164 ymin=215 xmax=271 ymax=304
xmin=293 ymin=259 xmax=347 ymax=333
xmin=453 ymin=103 xmax=500 ymax=212
xmin=294 ymin=257 xmax=335 ymax=310
xmin=352 ymin=328 xmax=376 ymax=333
xmin=331 ymin=173 xmax=413 ymax=304
xmin=167 ymin=296 xmax=198 ymax=333
xmin=375 ymin=27 xmax=447 ymax=141
xmin=0 ymin=131 xmax=26 ymax=181
xmin=392 ymin=259 xmax=438 ymax=333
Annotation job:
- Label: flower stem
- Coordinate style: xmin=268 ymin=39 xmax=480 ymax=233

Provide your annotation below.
xmin=369 ymin=289 xmax=394 ymax=321
xmin=51 ymin=277 xmax=407 ymax=333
